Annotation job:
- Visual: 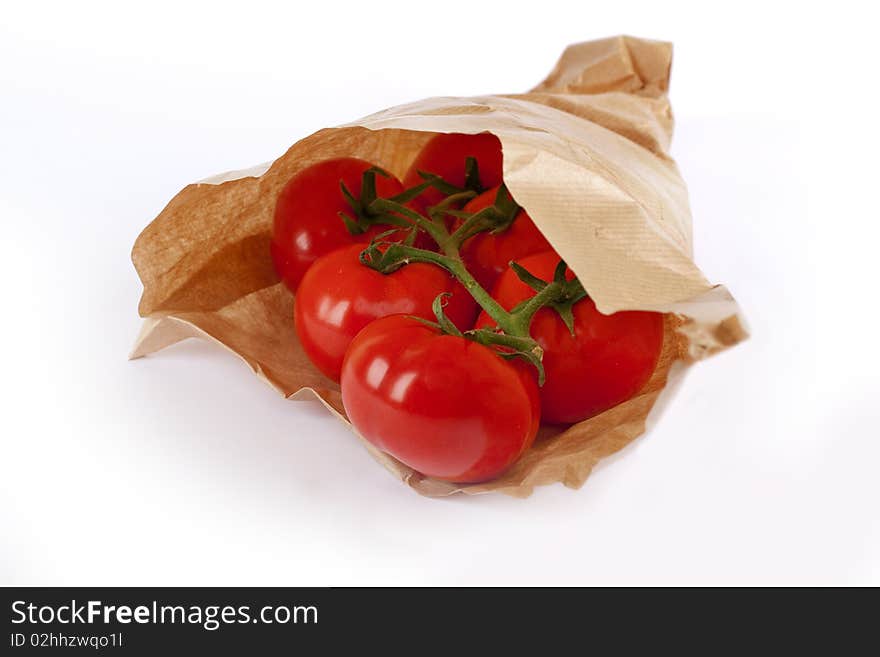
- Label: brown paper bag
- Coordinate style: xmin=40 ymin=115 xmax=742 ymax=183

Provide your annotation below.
xmin=130 ymin=35 xmax=747 ymax=497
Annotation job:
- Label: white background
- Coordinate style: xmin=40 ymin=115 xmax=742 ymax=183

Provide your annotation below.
xmin=2 ymin=1 xmax=878 ymax=585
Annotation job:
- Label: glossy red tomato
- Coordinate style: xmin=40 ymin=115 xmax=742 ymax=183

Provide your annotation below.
xmin=458 ymin=186 xmax=556 ymax=290
xmin=403 ymin=132 xmax=504 ymax=212
xmin=271 ymin=158 xmax=405 ymax=292
xmin=295 ymin=244 xmax=477 ymax=382
xmin=476 ymin=252 xmax=664 ymax=424
xmin=341 ymin=315 xmax=540 ymax=483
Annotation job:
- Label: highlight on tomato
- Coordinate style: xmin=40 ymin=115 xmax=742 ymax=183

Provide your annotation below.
xmin=294 ymin=245 xmax=477 ymax=382
xmin=340 ymin=314 xmax=540 ymax=483
xmin=270 ymin=157 xmax=405 ymax=292
xmin=477 ymin=251 xmax=665 ymax=424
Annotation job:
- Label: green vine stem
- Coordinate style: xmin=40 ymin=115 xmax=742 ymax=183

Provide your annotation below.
xmin=332 ymin=160 xmax=586 ymax=385
xmin=358 ymin=183 xmax=587 ymax=385
xmin=337 ymin=167 xmax=436 ymax=235
xmin=361 ymin=240 xmax=515 ymax=333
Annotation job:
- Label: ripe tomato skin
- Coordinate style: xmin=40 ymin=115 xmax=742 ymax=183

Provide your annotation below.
xmin=271 ymin=157 xmax=405 ymax=292
xmin=476 ymin=252 xmax=664 ymax=424
xmin=341 ymin=315 xmax=540 ymax=483
xmin=458 ymin=186 xmax=557 ymax=290
xmin=402 ymin=132 xmax=504 ymax=211
xmin=295 ymin=245 xmax=477 ymax=382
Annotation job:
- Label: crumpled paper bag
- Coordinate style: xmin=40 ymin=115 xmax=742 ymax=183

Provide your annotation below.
xmin=131 ymin=35 xmax=747 ymax=497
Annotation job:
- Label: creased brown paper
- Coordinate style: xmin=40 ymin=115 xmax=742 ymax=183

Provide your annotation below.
xmin=130 ymin=35 xmax=747 ymax=497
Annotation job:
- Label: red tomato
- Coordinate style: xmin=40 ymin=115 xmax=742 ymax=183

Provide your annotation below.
xmin=402 ymin=132 xmax=503 ymax=212
xmin=458 ymin=186 xmax=556 ymax=290
xmin=476 ymin=252 xmax=664 ymax=424
xmin=271 ymin=158 xmax=405 ymax=292
xmin=341 ymin=315 xmax=540 ymax=483
xmin=295 ymin=245 xmax=477 ymax=382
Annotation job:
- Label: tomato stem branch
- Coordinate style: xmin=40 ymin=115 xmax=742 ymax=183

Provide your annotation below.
xmin=360 ymin=241 xmax=514 ymax=333
xmin=355 ymin=169 xmax=584 ymax=385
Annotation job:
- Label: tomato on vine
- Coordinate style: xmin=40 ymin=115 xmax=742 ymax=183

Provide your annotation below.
xmin=340 ymin=314 xmax=540 ymax=483
xmin=295 ymin=244 xmax=477 ymax=381
xmin=403 ymin=132 xmax=503 ymax=211
xmin=271 ymin=158 xmax=407 ymax=291
xmin=282 ymin=147 xmax=665 ymax=484
xmin=456 ymin=186 xmax=556 ymax=290
xmin=476 ymin=251 xmax=665 ymax=424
